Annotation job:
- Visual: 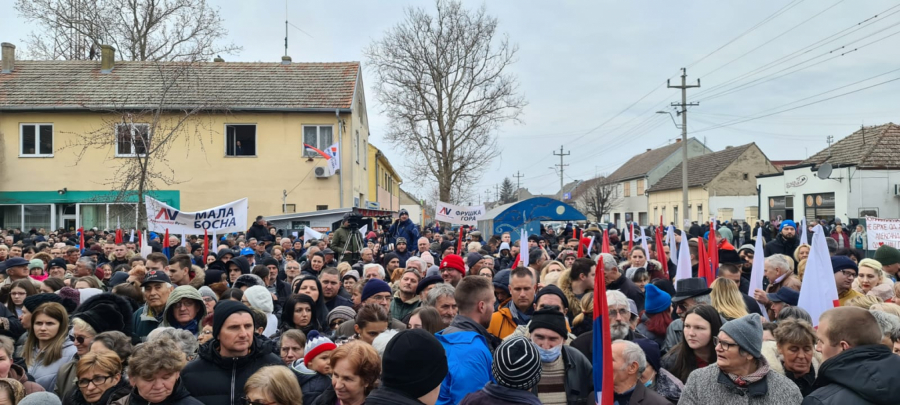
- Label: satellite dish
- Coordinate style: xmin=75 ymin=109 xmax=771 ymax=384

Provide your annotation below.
xmin=817 ymin=163 xmax=833 ymax=180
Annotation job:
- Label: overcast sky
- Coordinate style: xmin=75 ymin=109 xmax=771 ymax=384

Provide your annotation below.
xmin=3 ymin=0 xmax=898 ymax=200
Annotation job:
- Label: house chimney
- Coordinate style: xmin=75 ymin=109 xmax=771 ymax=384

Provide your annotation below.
xmin=675 ymin=138 xmax=682 ymax=143
xmin=213 ymin=56 xmax=224 ymax=62
xmin=281 ymin=56 xmax=292 ymax=65
xmin=100 ymin=45 xmax=115 ymax=74
xmin=646 ymin=148 xmax=652 ymax=152
xmin=1 ymin=43 xmax=14 ymax=74
xmin=725 ymin=145 xmax=733 ymax=149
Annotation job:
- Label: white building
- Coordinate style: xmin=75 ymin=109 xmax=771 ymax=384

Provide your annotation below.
xmin=757 ymin=123 xmax=900 ymax=224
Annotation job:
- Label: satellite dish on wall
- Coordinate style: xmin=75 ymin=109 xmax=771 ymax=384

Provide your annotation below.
xmin=817 ymin=163 xmax=833 ymax=180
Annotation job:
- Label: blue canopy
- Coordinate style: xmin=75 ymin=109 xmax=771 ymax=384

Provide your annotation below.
xmin=477 ymin=197 xmax=586 ymax=242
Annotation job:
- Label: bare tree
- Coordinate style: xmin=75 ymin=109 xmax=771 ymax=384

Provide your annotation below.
xmin=15 ymin=0 xmax=239 ymax=61
xmin=578 ymin=177 xmax=621 ymax=223
xmin=365 ymin=0 xmax=526 ymax=204
xmin=64 ymin=62 xmax=225 ymax=226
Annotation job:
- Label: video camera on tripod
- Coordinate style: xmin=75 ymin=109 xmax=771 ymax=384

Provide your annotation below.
xmin=332 ymin=208 xmax=397 ymax=261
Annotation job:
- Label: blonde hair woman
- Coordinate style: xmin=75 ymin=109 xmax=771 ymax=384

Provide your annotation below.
xmin=23 ymin=302 xmax=76 ymax=391
xmin=710 ymin=278 xmax=749 ymax=321
xmin=846 ymin=295 xmax=883 ymax=310
xmin=853 ymin=258 xmax=895 ymax=302
xmin=539 ymin=261 xmax=565 ymax=285
xmin=244 ymin=366 xmax=303 ymax=405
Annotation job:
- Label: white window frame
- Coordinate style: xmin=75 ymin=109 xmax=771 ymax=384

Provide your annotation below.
xmin=224 ymin=124 xmax=258 ymax=157
xmin=355 ymin=130 xmax=360 ymax=164
xmin=363 ymin=139 xmax=367 ymax=170
xmin=115 ymin=123 xmax=150 ymax=157
xmin=302 ymin=125 xmax=335 ymax=158
xmin=19 ymin=123 xmax=54 ymax=157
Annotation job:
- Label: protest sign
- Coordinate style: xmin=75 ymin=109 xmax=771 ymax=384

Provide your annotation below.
xmin=865 ymin=216 xmax=900 ymax=249
xmin=435 ymin=202 xmax=486 ymax=225
xmin=145 ymin=196 xmax=248 ymax=234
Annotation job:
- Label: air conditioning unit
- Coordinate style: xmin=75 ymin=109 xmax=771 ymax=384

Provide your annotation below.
xmin=314 ymin=167 xmax=329 ymax=178
xmin=894 ymin=184 xmax=900 ymax=196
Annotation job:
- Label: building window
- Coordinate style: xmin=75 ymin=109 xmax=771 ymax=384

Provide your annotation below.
xmin=804 ymin=193 xmax=835 ymax=222
xmin=291 ymin=220 xmax=310 ymax=230
xmin=653 ymin=207 xmax=658 ymax=223
xmin=743 ymin=173 xmax=749 ymax=180
xmin=363 ymin=140 xmax=367 ymax=170
xmin=316 ymin=205 xmax=328 ymax=211
xmin=623 ymin=182 xmax=631 ymax=197
xmin=303 ymin=125 xmax=334 ymax=157
xmin=225 ymin=125 xmax=256 ymax=156
xmin=20 ymin=124 xmax=53 ymax=157
xmin=637 ymin=179 xmax=645 ymax=195
xmin=698 ymin=205 xmax=703 ymax=222
xmin=115 ymin=124 xmax=149 ymax=157
xmin=673 ymin=206 xmax=679 ymax=222
xmin=355 ymin=130 xmax=360 ymax=164
xmin=79 ymin=203 xmax=138 ymax=230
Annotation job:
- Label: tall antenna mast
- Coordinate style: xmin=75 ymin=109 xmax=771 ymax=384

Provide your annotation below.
xmin=284 ymin=0 xmax=288 ymax=56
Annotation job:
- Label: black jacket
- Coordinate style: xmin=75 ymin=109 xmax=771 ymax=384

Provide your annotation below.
xmin=113 ymin=379 xmax=203 ymax=405
xmin=247 ymin=223 xmax=269 ymax=242
xmin=324 ymin=294 xmax=353 ymax=312
xmin=607 ymin=273 xmax=645 ymax=312
xmin=272 ymin=279 xmax=292 ymax=317
xmin=764 ymin=233 xmax=799 ymax=257
xmin=181 ymin=337 xmax=283 ymax=405
xmin=64 ymin=377 xmax=130 ymax=405
xmin=367 ymin=387 xmax=429 ymax=405
xmin=802 ymin=345 xmax=900 ymax=405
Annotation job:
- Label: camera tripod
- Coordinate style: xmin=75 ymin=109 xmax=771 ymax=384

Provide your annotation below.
xmin=337 ymin=225 xmax=364 ymax=263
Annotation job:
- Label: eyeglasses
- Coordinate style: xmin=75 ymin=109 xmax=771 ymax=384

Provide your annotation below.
xmin=174 ymin=300 xmax=196 ymax=309
xmin=76 ymin=375 xmax=114 ymax=388
xmin=243 ymin=397 xmax=276 ymax=405
xmin=839 ymin=270 xmax=857 ymax=278
xmin=713 ymin=337 xmax=738 ymax=351
xmin=69 ymin=335 xmax=90 ymax=345
xmin=608 ymin=308 xmax=630 ymax=318
xmin=368 ymin=295 xmax=392 ymax=303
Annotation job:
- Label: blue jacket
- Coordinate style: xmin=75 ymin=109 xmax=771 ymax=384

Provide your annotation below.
xmin=435 ymin=320 xmax=494 ymax=405
xmin=389 ymin=219 xmax=420 ymax=253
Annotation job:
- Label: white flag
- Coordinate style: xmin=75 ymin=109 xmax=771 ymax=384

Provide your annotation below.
xmin=797 ymin=225 xmax=839 ymax=327
xmin=182 ymin=233 xmax=188 ymax=247
xmin=129 ymin=229 xmax=135 ymax=243
xmin=140 ymin=230 xmax=152 ymax=257
xmin=667 ymin=227 xmax=677 ymax=265
xmin=325 ymin=143 xmax=340 ymax=175
xmin=639 ymin=226 xmax=649 ymax=257
xmin=304 ymin=226 xmax=323 ymax=241
xmin=360 ymin=225 xmax=368 ymax=239
xmin=675 ymin=237 xmax=692 ymax=286
xmin=800 ymin=217 xmax=808 ymax=245
xmin=748 ymin=227 xmax=768 ymax=319
xmin=520 ymin=228 xmax=529 ymax=268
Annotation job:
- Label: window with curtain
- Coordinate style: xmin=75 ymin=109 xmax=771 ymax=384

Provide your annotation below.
xmin=0 ymin=206 xmax=22 ymax=229
xmin=109 ymin=204 xmax=138 ymax=229
xmin=23 ymin=205 xmax=51 ymax=231
xmin=79 ymin=204 xmax=108 ymax=230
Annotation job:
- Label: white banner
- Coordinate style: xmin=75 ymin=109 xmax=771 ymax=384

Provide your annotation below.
xmin=304 ymin=226 xmax=323 ymax=241
xmin=435 ymin=201 xmax=486 ymax=225
xmin=865 ymin=216 xmax=900 ymax=250
xmin=145 ymin=196 xmax=248 ymax=234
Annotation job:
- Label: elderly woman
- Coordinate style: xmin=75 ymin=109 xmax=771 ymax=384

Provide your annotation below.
xmin=244 ymin=366 xmax=303 ymax=405
xmin=680 ymin=314 xmax=803 ymax=404
xmin=311 ymin=341 xmax=381 ymax=405
xmin=160 ymin=286 xmax=207 ymax=336
xmin=68 ymin=352 xmax=130 ymax=405
xmin=850 ymin=225 xmax=868 ymax=251
xmin=761 ymin=319 xmax=821 ymax=397
xmin=112 ymin=337 xmax=201 ymax=405
xmin=753 ymin=254 xmax=801 ymax=308
xmin=853 ymin=258 xmax=894 ymax=302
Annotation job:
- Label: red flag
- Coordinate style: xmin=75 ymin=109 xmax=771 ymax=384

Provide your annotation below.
xmin=697 ymin=237 xmax=712 ymax=286
xmin=457 ymin=227 xmax=464 ymax=254
xmin=601 ymin=229 xmax=611 ymax=254
xmin=628 ymin=222 xmax=634 ymax=253
xmin=512 ymin=253 xmax=521 ymax=269
xmin=576 ymin=228 xmax=584 ymax=258
xmin=655 ymin=226 xmax=668 ymax=274
xmin=592 ymin=247 xmax=614 ymax=404
xmin=202 ymin=229 xmax=209 ymax=270
xmin=115 ymin=229 xmax=123 ymax=244
xmin=136 ymin=231 xmax=141 ymax=248
xmin=708 ymin=223 xmax=719 ymax=282
xmin=78 ymin=227 xmax=85 ymax=251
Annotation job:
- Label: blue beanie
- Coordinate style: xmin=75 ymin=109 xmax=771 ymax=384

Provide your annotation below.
xmin=361 ymin=279 xmax=392 ymax=303
xmin=780 ymin=220 xmax=797 ymax=231
xmin=831 ymin=256 xmax=858 ymax=274
xmin=644 ymin=284 xmax=672 ymax=315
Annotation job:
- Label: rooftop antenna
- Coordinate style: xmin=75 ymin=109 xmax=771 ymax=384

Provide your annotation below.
xmin=284 ymin=0 xmax=288 ymax=56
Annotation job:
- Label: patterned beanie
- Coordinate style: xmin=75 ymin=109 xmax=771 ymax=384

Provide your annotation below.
xmin=492 ymin=336 xmax=542 ymax=390
xmin=304 ymin=330 xmax=336 ymax=366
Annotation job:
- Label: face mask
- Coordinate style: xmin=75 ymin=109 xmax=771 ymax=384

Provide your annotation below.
xmin=644 ymin=379 xmax=653 ymax=388
xmin=535 ymin=343 xmax=562 ymax=362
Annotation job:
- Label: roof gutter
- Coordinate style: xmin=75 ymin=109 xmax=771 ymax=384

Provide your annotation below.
xmin=0 ymin=106 xmax=354 ymax=113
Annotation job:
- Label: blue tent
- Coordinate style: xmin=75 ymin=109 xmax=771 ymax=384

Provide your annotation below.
xmin=477 ymin=197 xmax=586 ymax=242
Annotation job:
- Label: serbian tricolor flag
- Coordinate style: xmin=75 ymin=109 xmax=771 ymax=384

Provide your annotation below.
xmin=797 ymin=224 xmax=839 ymax=327
xmin=77 ymin=227 xmax=85 ymax=251
xmin=304 ymin=144 xmax=331 ymax=160
xmin=592 ymin=256 xmax=614 ymax=404
xmin=163 ymin=228 xmax=170 ymax=259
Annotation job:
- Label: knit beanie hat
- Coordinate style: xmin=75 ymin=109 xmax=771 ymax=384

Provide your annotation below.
xmin=381 ymin=329 xmax=448 ymax=398
xmin=439 ymin=241 xmax=454 ymax=255
xmin=28 ymin=259 xmax=44 ymax=270
xmin=23 ymin=293 xmax=65 ymax=313
xmin=534 ymin=284 xmax=569 ymax=310
xmin=361 ymin=279 xmax=392 ymax=303
xmin=874 ymin=245 xmax=900 ymax=267
xmin=528 ymin=308 xmax=568 ymax=339
xmin=326 ymin=306 xmax=357 ymax=325
xmin=303 ymin=330 xmax=336 ymax=366
xmin=243 ymin=285 xmax=273 ymax=314
xmin=18 ymin=391 xmax=61 ymax=405
xmin=492 ymin=335 xmax=542 ymax=390
xmin=212 ymin=301 xmax=253 ymax=339
xmin=780 ymin=220 xmax=796 ymax=231
xmin=198 ymin=286 xmax=218 ymax=302
xmin=439 ymin=254 xmax=465 ymax=274
xmin=635 ymin=338 xmax=661 ymax=373
xmin=720 ymin=313 xmax=763 ymax=358
xmin=233 ymin=274 xmax=264 ymax=289
xmin=466 ymin=252 xmax=483 ymax=269
xmin=204 ymin=270 xmax=225 ymax=286
xmin=644 ymin=284 xmax=672 ymax=315
xmin=831 ymin=256 xmax=858 ymax=274
xmin=499 ymin=242 xmax=511 ymax=252
xmin=74 ymin=303 xmax=124 ymax=335
xmin=262 ymin=258 xmax=279 ymax=268
xmin=57 ymin=287 xmax=81 ymax=308
xmin=341 ymin=270 xmax=359 ymax=282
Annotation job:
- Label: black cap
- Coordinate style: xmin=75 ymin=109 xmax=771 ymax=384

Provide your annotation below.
xmin=3 ymin=257 xmax=29 ymax=269
xmin=48 ymin=258 xmax=67 ymax=270
xmin=416 ymin=275 xmax=444 ymax=296
xmin=528 ymin=308 xmax=568 ymax=339
xmin=534 ymin=284 xmax=569 ymax=310
xmin=142 ymin=270 xmax=171 ymax=286
xmin=381 ymin=329 xmax=448 ymax=398
xmin=213 ymin=300 xmax=253 ymax=338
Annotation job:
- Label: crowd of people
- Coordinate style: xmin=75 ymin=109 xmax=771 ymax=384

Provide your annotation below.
xmin=0 ymin=211 xmax=896 ymax=405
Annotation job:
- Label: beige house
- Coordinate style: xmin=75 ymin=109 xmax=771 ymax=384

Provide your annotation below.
xmin=0 ymin=42 xmax=372 ymax=230
xmin=647 ymin=143 xmax=778 ymax=225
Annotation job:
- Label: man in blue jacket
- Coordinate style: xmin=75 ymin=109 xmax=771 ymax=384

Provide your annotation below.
xmin=435 ymin=276 xmax=499 ymax=405
xmin=389 ymin=209 xmax=420 ymax=253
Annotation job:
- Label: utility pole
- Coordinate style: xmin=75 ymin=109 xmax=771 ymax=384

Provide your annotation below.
xmin=513 ymin=171 xmax=525 ymax=191
xmin=495 ymin=184 xmax=500 ymax=201
xmin=553 ymin=146 xmax=570 ymax=193
xmin=484 ymin=189 xmax=491 ymax=203
xmin=668 ymin=68 xmax=700 ymax=226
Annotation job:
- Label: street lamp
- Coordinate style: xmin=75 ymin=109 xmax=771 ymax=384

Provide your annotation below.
xmin=657 ymin=110 xmax=689 ymax=228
